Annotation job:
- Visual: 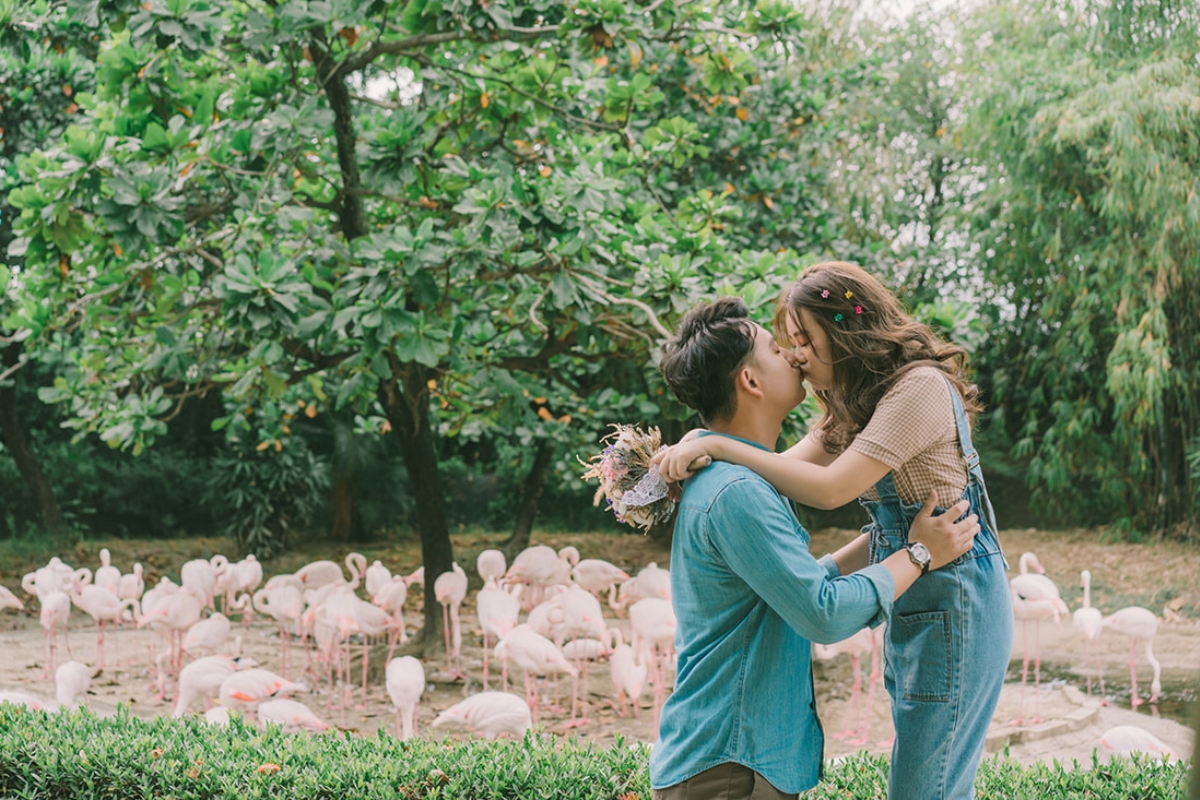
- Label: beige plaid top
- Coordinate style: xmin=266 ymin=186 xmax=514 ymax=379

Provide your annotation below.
xmin=810 ymin=366 xmax=970 ymax=505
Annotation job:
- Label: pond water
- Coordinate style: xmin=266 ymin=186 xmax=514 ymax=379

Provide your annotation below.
xmin=1006 ymin=662 xmax=1199 ymax=729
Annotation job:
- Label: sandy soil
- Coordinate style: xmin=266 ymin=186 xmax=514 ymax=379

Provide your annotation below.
xmin=0 ymin=527 xmax=1196 ymax=764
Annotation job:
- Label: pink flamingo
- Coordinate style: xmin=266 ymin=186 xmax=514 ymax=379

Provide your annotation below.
xmin=365 ymin=560 xmax=392 ymax=601
xmin=558 ymin=583 xmax=608 ymax=726
xmin=1009 ymin=552 xmax=1068 ymax=725
xmin=385 ymin=655 xmax=426 ymax=740
xmin=295 ymin=553 xmax=366 ymax=591
xmin=38 ymin=590 xmax=72 ymax=677
xmin=257 ymin=698 xmax=328 ymax=732
xmin=431 ymin=691 xmax=532 ymax=740
xmin=218 ymin=667 xmax=305 ymax=721
xmin=571 ymin=558 xmax=630 ymax=603
xmin=182 ymin=612 xmax=232 ymax=659
xmin=374 ymin=577 xmax=411 ymax=661
xmin=494 ymin=623 xmax=578 ymax=724
xmin=0 ymin=585 xmax=25 ymax=613
xmin=1099 ymin=725 xmax=1177 ymax=761
xmin=54 ymin=660 xmax=94 ymax=709
xmin=813 ymin=627 xmax=881 ymax=746
xmin=477 ymin=582 xmax=520 ymax=689
xmin=608 ymin=628 xmax=647 ymax=718
xmin=70 ymin=575 xmax=142 ymax=669
xmin=117 ymin=563 xmax=145 ymax=608
xmin=476 ymin=549 xmax=507 ymax=587
xmin=1103 ymin=606 xmax=1161 ymax=707
xmin=349 ymin=598 xmax=394 ymax=707
xmin=613 ymin=562 xmax=671 ymax=615
xmin=253 ymin=583 xmax=303 ymax=678
xmin=629 ymin=597 xmax=677 ymax=735
xmin=1072 ymin=569 xmax=1105 ymax=699
xmin=174 ymin=655 xmax=245 ymax=717
xmin=93 ymin=549 xmax=121 ymax=596
xmin=434 ymin=564 xmax=468 ymax=678
xmin=505 ymin=546 xmax=574 ymax=609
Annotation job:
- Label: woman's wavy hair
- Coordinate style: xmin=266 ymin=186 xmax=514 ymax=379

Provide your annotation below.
xmin=772 ymin=261 xmax=980 ymax=452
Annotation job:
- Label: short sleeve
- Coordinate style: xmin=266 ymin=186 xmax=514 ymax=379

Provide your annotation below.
xmin=848 ymin=368 xmax=955 ymax=471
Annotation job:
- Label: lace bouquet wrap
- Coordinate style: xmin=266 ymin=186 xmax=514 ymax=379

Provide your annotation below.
xmin=580 ymin=424 xmax=677 ymax=532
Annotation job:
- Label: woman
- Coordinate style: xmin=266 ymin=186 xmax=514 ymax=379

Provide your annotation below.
xmin=654 ymin=261 xmax=1011 ymax=800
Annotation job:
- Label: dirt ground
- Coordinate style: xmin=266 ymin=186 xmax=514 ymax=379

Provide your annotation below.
xmin=0 ymin=527 xmax=1196 ymax=764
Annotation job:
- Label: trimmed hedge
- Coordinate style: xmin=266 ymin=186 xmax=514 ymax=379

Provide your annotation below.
xmin=0 ymin=704 xmax=1190 ymax=799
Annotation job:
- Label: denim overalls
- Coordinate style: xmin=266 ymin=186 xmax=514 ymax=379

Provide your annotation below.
xmin=860 ymin=380 xmax=1012 ymax=800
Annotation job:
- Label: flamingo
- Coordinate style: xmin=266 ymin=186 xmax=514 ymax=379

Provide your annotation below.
xmin=813 ymin=626 xmax=882 ymax=746
xmin=1099 ymin=725 xmax=1178 ymax=762
xmin=94 ymin=549 xmax=121 ymax=596
xmin=613 ymin=562 xmax=671 ymax=614
xmin=22 ymin=557 xmax=74 ymax=602
xmin=494 ymin=624 xmax=578 ymax=723
xmin=476 ymin=549 xmax=506 ymax=587
xmin=117 ymin=563 xmax=145 ymax=607
xmin=431 ymin=691 xmax=532 ymax=740
xmin=257 ymin=698 xmax=329 ymax=732
xmin=54 ymin=660 xmax=94 ymax=709
xmin=182 ymin=612 xmax=232 ymax=658
xmin=38 ymin=590 xmax=73 ymax=677
xmin=70 ymin=576 xmax=142 ymax=669
xmin=0 ymin=585 xmax=25 ymax=613
xmin=348 ymin=598 xmax=394 ymax=707
xmin=295 ymin=553 xmax=367 ymax=591
xmin=373 ymin=577 xmax=411 ymax=661
xmin=1009 ymin=554 xmax=1068 ymax=725
xmin=608 ymin=628 xmax=647 ymax=718
xmin=138 ymin=589 xmax=202 ymax=678
xmin=253 ymin=583 xmax=303 ymax=677
xmin=1103 ymin=606 xmax=1161 ymax=708
xmin=434 ymin=564 xmax=468 ymax=678
xmin=558 ymin=583 xmax=608 ymax=726
xmin=1072 ymin=569 xmax=1105 ymax=699
xmin=180 ymin=558 xmax=221 ymax=611
xmin=629 ymin=597 xmax=677 ymax=734
xmin=218 ymin=667 xmax=305 ymax=719
xmin=385 ymin=656 xmax=426 ymax=740
xmin=204 ymin=706 xmax=231 ymax=726
xmin=477 ymin=583 xmax=521 ymax=688
xmin=365 ymin=560 xmax=392 ymax=601
xmin=0 ymin=690 xmax=49 ymax=710
xmin=571 ymin=558 xmax=630 ymax=603
xmin=174 ymin=655 xmax=247 ymax=717
xmin=505 ymin=546 xmax=573 ymax=608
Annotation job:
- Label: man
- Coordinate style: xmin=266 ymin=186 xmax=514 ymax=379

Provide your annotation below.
xmin=650 ymin=297 xmax=979 ymax=799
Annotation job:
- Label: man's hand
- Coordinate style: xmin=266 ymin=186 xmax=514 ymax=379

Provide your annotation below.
xmin=908 ymin=490 xmax=979 ymax=571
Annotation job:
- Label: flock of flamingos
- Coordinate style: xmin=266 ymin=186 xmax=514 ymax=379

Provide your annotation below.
xmin=0 ymin=542 xmax=1183 ymax=762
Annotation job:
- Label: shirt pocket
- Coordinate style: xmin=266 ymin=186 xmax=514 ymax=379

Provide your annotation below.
xmin=891 ymin=610 xmax=951 ymax=703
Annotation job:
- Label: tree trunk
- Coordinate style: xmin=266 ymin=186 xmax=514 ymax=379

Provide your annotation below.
xmin=0 ymin=343 xmax=67 ymax=537
xmin=329 ymin=477 xmax=354 ymax=540
xmin=378 ymin=361 xmax=453 ymax=658
xmin=503 ymin=437 xmax=555 ymax=559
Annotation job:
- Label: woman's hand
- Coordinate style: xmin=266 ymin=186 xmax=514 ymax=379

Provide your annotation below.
xmin=651 ymin=437 xmax=715 ymax=482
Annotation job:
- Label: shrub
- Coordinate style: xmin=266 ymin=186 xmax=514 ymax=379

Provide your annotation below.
xmin=0 ymin=705 xmax=1190 ymax=800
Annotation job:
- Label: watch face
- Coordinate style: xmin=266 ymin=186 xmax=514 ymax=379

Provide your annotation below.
xmin=909 ymin=543 xmax=931 ymax=565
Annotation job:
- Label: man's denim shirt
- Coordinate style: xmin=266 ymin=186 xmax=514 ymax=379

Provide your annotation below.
xmin=649 ymin=434 xmax=895 ymax=795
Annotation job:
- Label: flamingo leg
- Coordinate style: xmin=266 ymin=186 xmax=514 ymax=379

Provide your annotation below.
xmin=1128 ymin=640 xmax=1142 ymax=708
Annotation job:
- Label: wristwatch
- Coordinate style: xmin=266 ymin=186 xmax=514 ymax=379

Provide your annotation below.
xmin=906 ymin=542 xmax=932 ymax=575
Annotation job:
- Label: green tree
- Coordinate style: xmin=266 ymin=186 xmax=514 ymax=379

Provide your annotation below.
xmin=6 ymin=0 xmax=875 ymax=649
xmin=961 ymin=0 xmax=1200 ymax=533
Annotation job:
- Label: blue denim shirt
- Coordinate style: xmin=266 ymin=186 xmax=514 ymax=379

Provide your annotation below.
xmin=649 ymin=434 xmax=896 ymax=795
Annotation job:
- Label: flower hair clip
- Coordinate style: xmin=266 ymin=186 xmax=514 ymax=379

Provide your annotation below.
xmin=820 ymin=289 xmax=830 ymax=298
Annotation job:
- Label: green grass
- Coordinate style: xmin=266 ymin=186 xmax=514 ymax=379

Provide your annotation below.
xmin=0 ymin=705 xmax=1191 ymax=799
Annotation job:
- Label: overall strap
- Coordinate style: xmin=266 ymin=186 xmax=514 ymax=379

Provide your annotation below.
xmin=944 ymin=376 xmax=1000 ymax=534
xmin=872 ymin=470 xmax=902 ymax=504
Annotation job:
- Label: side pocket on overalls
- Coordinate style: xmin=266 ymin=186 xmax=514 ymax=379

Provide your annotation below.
xmin=892 ymin=610 xmax=952 ymax=702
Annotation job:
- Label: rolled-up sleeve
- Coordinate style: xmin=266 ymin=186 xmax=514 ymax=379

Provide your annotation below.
xmin=707 ymin=476 xmax=894 ymax=644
